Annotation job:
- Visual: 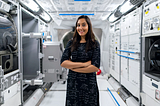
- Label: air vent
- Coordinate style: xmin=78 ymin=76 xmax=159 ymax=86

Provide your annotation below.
xmin=114 ymin=9 xmax=122 ymax=17
xmin=68 ymin=7 xmax=75 ymax=11
xmin=94 ymin=7 xmax=99 ymax=11
xmin=97 ymin=3 xmax=103 ymax=5
xmin=82 ymin=7 xmax=87 ymax=11
xmin=82 ymin=3 xmax=88 ymax=5
xmin=68 ymin=3 xmax=74 ymax=5
xmin=130 ymin=0 xmax=144 ymax=5
xmin=57 ymin=7 xmax=62 ymax=11
xmin=53 ymin=0 xmax=60 ymax=5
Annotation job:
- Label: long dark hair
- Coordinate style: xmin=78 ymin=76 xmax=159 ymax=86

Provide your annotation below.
xmin=71 ymin=15 xmax=97 ymax=52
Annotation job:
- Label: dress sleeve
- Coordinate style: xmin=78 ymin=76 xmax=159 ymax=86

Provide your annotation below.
xmin=91 ymin=41 xmax=100 ymax=69
xmin=60 ymin=40 xmax=72 ymax=65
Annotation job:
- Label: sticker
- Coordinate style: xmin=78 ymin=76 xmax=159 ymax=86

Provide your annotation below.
xmin=155 ymin=89 xmax=160 ymax=101
xmin=43 ymin=45 xmax=46 ymax=49
xmin=158 ymin=27 xmax=160 ymax=31
xmin=157 ymin=6 xmax=159 ymax=9
xmin=145 ymin=11 xmax=149 ymax=14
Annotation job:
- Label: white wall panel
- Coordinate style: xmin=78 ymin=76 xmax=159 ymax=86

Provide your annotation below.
xmin=129 ymin=60 xmax=140 ymax=86
xmin=121 ymin=16 xmax=129 ymax=36
xmin=121 ymin=57 xmax=128 ymax=80
xmin=120 ymin=6 xmax=141 ymax=99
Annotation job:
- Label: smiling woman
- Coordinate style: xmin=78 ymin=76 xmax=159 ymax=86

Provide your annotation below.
xmin=76 ymin=18 xmax=89 ymax=42
xmin=60 ymin=15 xmax=100 ymax=106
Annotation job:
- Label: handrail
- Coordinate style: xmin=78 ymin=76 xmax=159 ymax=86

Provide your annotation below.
xmin=107 ymin=88 xmax=120 ymax=106
xmin=117 ymin=54 xmax=140 ymax=60
xmin=117 ymin=50 xmax=140 ymax=54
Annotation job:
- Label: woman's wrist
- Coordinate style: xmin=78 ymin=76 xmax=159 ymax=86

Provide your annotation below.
xmin=84 ymin=61 xmax=91 ymax=67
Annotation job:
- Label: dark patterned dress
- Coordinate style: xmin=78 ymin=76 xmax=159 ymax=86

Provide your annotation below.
xmin=61 ymin=40 xmax=100 ymax=106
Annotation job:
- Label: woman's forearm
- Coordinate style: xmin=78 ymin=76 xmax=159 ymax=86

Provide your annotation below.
xmin=71 ymin=65 xmax=99 ymax=73
xmin=61 ymin=60 xmax=91 ymax=69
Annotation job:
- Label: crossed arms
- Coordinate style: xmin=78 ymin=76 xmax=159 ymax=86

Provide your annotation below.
xmin=61 ymin=60 xmax=99 ymax=73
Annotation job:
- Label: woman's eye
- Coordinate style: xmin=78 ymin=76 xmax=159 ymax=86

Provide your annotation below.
xmin=82 ymin=24 xmax=86 ymax=26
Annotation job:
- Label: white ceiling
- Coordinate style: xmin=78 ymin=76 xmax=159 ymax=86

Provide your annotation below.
xmin=36 ymin=0 xmax=125 ymax=22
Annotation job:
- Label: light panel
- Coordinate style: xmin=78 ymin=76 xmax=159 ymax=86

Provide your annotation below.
xmin=59 ymin=13 xmax=94 ymax=15
xmin=40 ymin=11 xmax=52 ymax=22
xmin=120 ymin=1 xmax=134 ymax=14
xmin=74 ymin=0 xmax=91 ymax=1
xmin=108 ymin=14 xmax=117 ymax=22
xmin=19 ymin=0 xmax=40 ymax=12
xmin=107 ymin=12 xmax=120 ymax=23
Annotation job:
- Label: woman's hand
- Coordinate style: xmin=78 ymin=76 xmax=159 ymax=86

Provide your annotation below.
xmin=84 ymin=61 xmax=91 ymax=67
xmin=70 ymin=60 xmax=91 ymax=70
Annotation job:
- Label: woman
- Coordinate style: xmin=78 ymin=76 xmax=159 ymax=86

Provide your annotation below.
xmin=61 ymin=15 xmax=100 ymax=106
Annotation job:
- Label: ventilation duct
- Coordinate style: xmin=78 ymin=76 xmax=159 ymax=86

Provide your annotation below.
xmin=130 ymin=0 xmax=144 ymax=5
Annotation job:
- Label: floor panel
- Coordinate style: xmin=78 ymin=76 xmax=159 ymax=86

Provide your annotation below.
xmin=49 ymin=81 xmax=67 ymax=91
xmin=97 ymin=79 xmax=114 ymax=91
xmin=40 ymin=76 xmax=126 ymax=106
xmin=39 ymin=91 xmax=66 ymax=106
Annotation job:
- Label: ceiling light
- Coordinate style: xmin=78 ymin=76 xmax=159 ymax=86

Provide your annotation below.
xmin=74 ymin=0 xmax=91 ymax=1
xmin=120 ymin=0 xmax=134 ymax=14
xmin=59 ymin=13 xmax=94 ymax=15
xmin=39 ymin=11 xmax=52 ymax=22
xmin=107 ymin=12 xmax=119 ymax=22
xmin=19 ymin=0 xmax=40 ymax=12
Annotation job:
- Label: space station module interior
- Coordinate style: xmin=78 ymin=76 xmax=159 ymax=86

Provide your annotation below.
xmin=0 ymin=0 xmax=160 ymax=106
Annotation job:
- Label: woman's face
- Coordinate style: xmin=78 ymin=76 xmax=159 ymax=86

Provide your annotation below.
xmin=76 ymin=18 xmax=88 ymax=37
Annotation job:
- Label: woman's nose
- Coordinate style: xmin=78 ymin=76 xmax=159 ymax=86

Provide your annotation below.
xmin=79 ymin=25 xmax=83 ymax=29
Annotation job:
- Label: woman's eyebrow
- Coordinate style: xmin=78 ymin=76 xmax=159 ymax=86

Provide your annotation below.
xmin=77 ymin=22 xmax=86 ymax=25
